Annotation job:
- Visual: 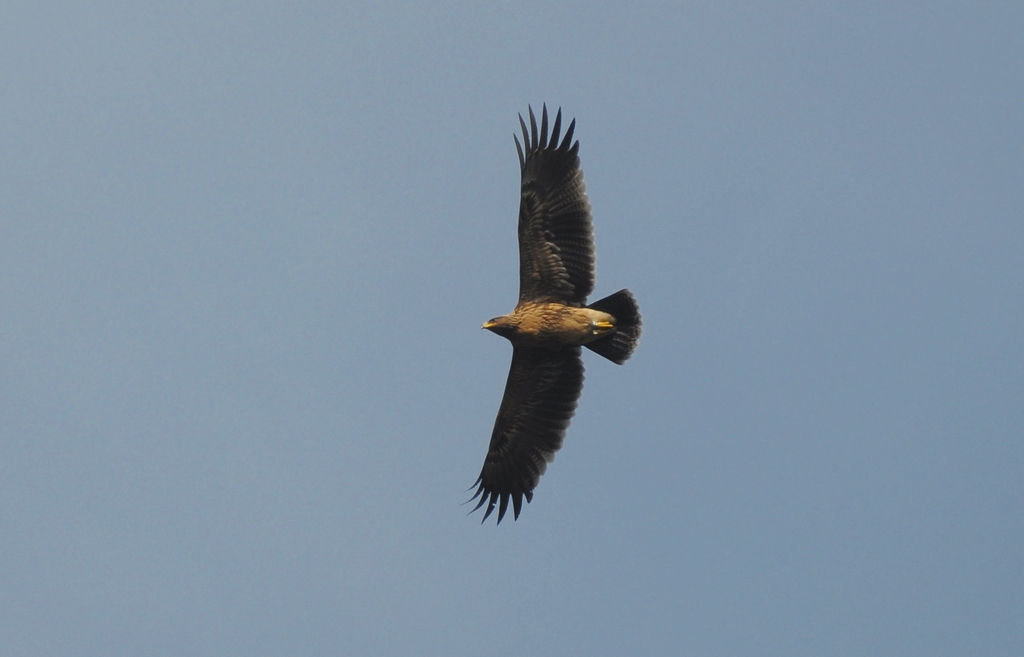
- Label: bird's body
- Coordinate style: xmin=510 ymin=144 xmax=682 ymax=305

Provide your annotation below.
xmin=483 ymin=303 xmax=616 ymax=348
xmin=471 ymin=105 xmax=641 ymax=524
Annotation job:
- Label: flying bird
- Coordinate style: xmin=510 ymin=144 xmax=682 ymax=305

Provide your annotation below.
xmin=470 ymin=105 xmax=642 ymax=524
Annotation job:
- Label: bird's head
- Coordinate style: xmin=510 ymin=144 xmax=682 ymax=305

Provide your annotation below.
xmin=482 ymin=314 xmax=518 ymax=338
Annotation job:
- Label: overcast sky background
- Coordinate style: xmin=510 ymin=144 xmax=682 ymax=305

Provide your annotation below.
xmin=2 ymin=2 xmax=1022 ymax=655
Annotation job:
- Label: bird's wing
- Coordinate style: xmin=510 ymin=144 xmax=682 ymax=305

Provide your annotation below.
xmin=515 ymin=105 xmax=595 ymax=306
xmin=470 ymin=346 xmax=584 ymax=523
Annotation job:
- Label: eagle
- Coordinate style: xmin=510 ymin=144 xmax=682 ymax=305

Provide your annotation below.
xmin=470 ymin=105 xmax=642 ymax=524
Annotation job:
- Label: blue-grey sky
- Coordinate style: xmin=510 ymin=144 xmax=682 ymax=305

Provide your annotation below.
xmin=2 ymin=2 xmax=1021 ymax=655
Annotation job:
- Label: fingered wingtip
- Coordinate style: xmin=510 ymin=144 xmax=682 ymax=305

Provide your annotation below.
xmin=515 ymin=104 xmax=577 ymax=158
xmin=467 ymin=477 xmax=528 ymax=525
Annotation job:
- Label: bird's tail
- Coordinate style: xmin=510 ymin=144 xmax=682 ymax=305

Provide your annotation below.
xmin=584 ymin=289 xmax=642 ymax=364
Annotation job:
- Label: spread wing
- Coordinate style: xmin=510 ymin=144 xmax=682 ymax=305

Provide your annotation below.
xmin=515 ymin=105 xmax=595 ymax=306
xmin=470 ymin=346 xmax=585 ymax=523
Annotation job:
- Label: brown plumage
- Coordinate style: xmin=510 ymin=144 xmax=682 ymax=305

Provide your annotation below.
xmin=470 ymin=105 xmax=642 ymax=524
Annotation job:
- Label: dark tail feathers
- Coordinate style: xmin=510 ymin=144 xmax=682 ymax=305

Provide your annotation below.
xmin=584 ymin=289 xmax=642 ymax=365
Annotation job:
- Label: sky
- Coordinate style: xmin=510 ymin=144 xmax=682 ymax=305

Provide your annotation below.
xmin=1 ymin=2 xmax=1022 ymax=655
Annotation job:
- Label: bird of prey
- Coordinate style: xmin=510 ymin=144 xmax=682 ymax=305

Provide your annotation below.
xmin=470 ymin=105 xmax=642 ymax=524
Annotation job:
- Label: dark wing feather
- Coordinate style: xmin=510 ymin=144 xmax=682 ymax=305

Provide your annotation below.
xmin=515 ymin=105 xmax=595 ymax=305
xmin=470 ymin=346 xmax=585 ymax=523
